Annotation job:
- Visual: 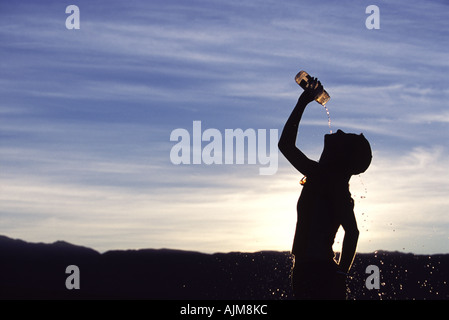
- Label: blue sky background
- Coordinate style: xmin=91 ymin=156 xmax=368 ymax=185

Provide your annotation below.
xmin=1 ymin=0 xmax=448 ymax=254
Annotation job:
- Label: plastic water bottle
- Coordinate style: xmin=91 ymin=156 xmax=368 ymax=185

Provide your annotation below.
xmin=295 ymin=70 xmax=330 ymax=105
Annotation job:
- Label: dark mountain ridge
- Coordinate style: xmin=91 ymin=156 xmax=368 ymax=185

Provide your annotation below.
xmin=0 ymin=235 xmax=447 ymax=300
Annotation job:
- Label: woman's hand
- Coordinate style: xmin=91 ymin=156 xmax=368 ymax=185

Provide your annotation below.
xmin=300 ymin=77 xmax=324 ymax=104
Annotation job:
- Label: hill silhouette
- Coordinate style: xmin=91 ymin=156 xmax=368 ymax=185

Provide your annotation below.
xmin=0 ymin=235 xmax=447 ymax=300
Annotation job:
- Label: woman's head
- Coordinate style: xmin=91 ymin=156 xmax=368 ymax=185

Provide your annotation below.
xmin=320 ymin=130 xmax=372 ymax=175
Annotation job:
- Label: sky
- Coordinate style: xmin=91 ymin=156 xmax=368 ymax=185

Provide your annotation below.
xmin=1 ymin=0 xmax=448 ymax=254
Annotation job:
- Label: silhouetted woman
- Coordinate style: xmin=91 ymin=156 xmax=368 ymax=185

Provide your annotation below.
xmin=278 ymin=77 xmax=372 ymax=300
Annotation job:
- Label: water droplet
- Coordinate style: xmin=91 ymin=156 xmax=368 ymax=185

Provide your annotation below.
xmin=323 ymin=105 xmax=332 ymax=133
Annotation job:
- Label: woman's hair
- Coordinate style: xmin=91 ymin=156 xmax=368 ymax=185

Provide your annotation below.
xmin=345 ymin=134 xmax=372 ymax=175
